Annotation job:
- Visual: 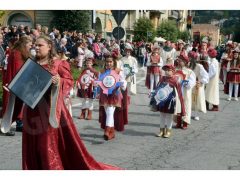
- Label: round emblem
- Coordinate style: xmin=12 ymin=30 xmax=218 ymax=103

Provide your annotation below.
xmin=102 ymin=75 xmax=116 ymax=88
xmin=155 ymin=84 xmax=173 ymax=102
xmin=81 ymin=74 xmax=91 ymax=84
xmin=124 ymin=67 xmax=131 ymax=76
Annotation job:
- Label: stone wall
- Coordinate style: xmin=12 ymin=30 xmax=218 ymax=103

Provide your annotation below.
xmin=192 ymin=24 xmax=220 ymax=46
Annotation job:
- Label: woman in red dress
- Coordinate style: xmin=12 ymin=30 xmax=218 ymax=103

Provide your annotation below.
xmin=1 ymin=36 xmax=33 ymax=135
xmin=22 ymin=35 xmax=120 ymax=170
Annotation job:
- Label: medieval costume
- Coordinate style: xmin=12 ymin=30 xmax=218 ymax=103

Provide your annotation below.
xmin=205 ymin=49 xmax=220 ymax=111
xmin=220 ymin=43 xmax=233 ymax=86
xmin=120 ymin=43 xmax=138 ymax=95
xmin=175 ymin=54 xmax=196 ymax=129
xmin=149 ymin=64 xmax=186 ymax=138
xmin=1 ymin=36 xmax=33 ymax=135
xmin=145 ymin=47 xmax=163 ymax=94
xmin=197 ymin=42 xmax=209 ymax=73
xmin=21 ymin=58 xmax=120 ymax=169
xmin=76 ymin=57 xmax=98 ymax=120
xmin=98 ymin=56 xmax=127 ymax=141
xmin=160 ymin=40 xmax=176 ymax=65
xmin=189 ymin=51 xmax=209 ymax=121
xmin=225 ymin=50 xmax=240 ymax=101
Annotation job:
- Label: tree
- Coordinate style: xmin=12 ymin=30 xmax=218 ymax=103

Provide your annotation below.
xmin=133 ymin=17 xmax=156 ymax=42
xmin=178 ymin=30 xmax=191 ymax=42
xmin=51 ymin=10 xmax=91 ymax=32
xmin=156 ymin=20 xmax=179 ymax=42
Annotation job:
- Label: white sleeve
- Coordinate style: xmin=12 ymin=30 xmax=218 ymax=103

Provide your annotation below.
xmin=226 ymin=61 xmax=231 ymax=72
xmin=208 ymin=59 xmax=218 ymax=79
xmin=119 ymin=70 xmax=127 ymax=91
xmin=185 ymin=71 xmax=196 ymax=89
xmin=132 ymin=58 xmax=138 ymax=74
xmin=158 ymin=57 xmax=164 ymax=67
xmin=199 ymin=65 xmax=209 ymax=84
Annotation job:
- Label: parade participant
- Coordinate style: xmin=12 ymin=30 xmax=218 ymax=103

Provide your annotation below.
xmin=0 ymin=34 xmax=5 ymax=68
xmin=98 ymin=54 xmax=127 ymax=141
xmin=76 ymin=52 xmax=98 ymax=120
xmin=145 ymin=46 xmax=163 ymax=95
xmin=149 ymin=64 xmax=186 ymax=138
xmin=160 ymin=40 xmax=176 ymax=65
xmin=220 ymin=42 xmax=233 ymax=86
xmin=174 ymin=39 xmax=187 ymax=58
xmin=189 ymin=51 xmax=209 ymax=121
xmin=225 ymin=50 xmax=240 ymax=101
xmin=175 ymin=54 xmax=196 ymax=129
xmin=57 ymin=47 xmax=74 ymax=117
xmin=205 ymin=48 xmax=220 ymax=111
xmin=1 ymin=36 xmax=33 ymax=136
xmin=197 ymin=41 xmax=209 ymax=72
xmin=121 ymin=43 xmax=138 ymax=95
xmin=20 ymin=35 xmax=120 ymax=170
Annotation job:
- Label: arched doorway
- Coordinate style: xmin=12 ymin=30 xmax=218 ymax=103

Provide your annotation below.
xmin=95 ymin=17 xmax=102 ymax=34
xmin=8 ymin=12 xmax=33 ymax=27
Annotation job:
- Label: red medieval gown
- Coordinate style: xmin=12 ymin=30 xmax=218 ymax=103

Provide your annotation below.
xmin=22 ymin=59 xmax=120 ymax=170
xmin=1 ymin=50 xmax=24 ymax=121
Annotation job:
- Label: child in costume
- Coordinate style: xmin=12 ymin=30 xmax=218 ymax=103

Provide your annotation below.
xmin=225 ymin=50 xmax=240 ymax=101
xmin=149 ymin=64 xmax=186 ymax=138
xmin=175 ymin=54 xmax=196 ymax=129
xmin=188 ymin=51 xmax=209 ymax=121
xmin=76 ymin=53 xmax=98 ymax=120
xmin=97 ymin=54 xmax=127 ymax=141
xmin=205 ymin=48 xmax=220 ymax=111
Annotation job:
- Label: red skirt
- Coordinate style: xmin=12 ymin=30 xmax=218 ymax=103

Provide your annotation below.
xmin=145 ymin=67 xmax=161 ymax=89
xmin=99 ymin=90 xmax=123 ymax=107
xmin=148 ymin=66 xmax=161 ymax=74
xmin=227 ymin=72 xmax=240 ymax=83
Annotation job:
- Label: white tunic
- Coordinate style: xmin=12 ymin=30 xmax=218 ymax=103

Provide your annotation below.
xmin=121 ymin=56 xmax=138 ymax=95
xmin=205 ymin=57 xmax=219 ymax=105
xmin=192 ymin=64 xmax=209 ymax=113
xmin=181 ymin=67 xmax=196 ymax=124
xmin=160 ymin=47 xmax=176 ymax=66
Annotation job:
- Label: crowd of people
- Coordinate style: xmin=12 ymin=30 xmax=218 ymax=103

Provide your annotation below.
xmin=0 ymin=23 xmax=240 ymax=170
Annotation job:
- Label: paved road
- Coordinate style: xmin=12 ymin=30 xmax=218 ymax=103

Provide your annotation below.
xmin=0 ymin=68 xmax=240 ymax=170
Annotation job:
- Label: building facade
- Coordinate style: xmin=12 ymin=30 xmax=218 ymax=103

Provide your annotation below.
xmin=0 ymin=10 xmax=54 ymax=28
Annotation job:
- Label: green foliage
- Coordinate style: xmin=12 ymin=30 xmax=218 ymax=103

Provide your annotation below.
xmin=133 ymin=17 xmax=156 ymax=42
xmin=178 ymin=30 xmax=191 ymax=42
xmin=156 ymin=20 xmax=179 ymax=42
xmin=51 ymin=10 xmax=91 ymax=32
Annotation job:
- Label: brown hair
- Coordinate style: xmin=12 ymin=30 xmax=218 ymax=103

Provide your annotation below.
xmin=104 ymin=55 xmax=117 ymax=70
xmin=12 ymin=35 xmax=32 ymax=60
xmin=35 ymin=35 xmax=57 ymax=70
xmin=231 ymin=52 xmax=240 ymax=67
